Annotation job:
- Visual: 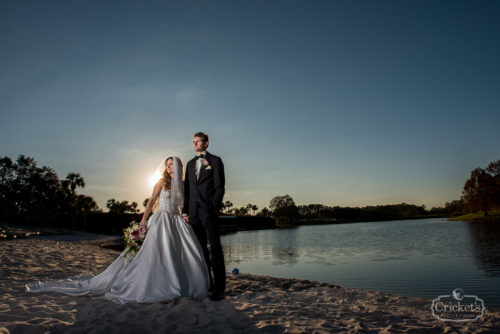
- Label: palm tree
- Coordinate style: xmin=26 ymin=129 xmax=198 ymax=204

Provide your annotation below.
xmin=62 ymin=173 xmax=85 ymax=195
xmin=222 ymin=200 xmax=233 ymax=214
xmin=245 ymin=203 xmax=259 ymax=215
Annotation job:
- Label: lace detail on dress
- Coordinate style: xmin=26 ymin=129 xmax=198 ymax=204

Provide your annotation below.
xmin=26 ymin=273 xmax=94 ymax=292
xmin=157 ymin=189 xmax=182 ymax=214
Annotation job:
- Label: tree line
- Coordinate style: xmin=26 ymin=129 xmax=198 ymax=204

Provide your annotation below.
xmin=0 ymin=155 xmax=142 ymax=229
xmin=428 ymin=160 xmax=500 ymax=218
xmin=456 ymin=160 xmax=500 ymax=216
xmin=222 ymin=159 xmax=500 ymax=222
xmin=2 ymin=155 xmax=498 ymax=230
xmin=224 ymin=194 xmax=431 ymax=223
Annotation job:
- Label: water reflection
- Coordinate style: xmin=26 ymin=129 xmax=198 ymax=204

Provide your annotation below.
xmin=221 ymin=218 xmax=500 ymax=308
xmin=271 ymin=228 xmax=299 ymax=266
xmin=467 ymin=220 xmax=500 ymax=276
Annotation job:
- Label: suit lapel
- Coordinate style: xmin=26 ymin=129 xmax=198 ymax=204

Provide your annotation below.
xmin=188 ymin=159 xmax=197 ymax=183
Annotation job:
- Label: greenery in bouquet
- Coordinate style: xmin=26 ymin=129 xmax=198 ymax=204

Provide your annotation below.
xmin=123 ymin=221 xmax=147 ymax=259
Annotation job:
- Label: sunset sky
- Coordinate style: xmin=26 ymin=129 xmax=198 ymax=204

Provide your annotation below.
xmin=1 ymin=0 xmax=499 ymax=211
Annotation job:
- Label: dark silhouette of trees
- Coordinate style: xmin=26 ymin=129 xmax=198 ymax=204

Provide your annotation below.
xmin=74 ymin=195 xmax=99 ymax=214
xmin=223 ymin=202 xmax=258 ymax=216
xmin=2 ymin=156 xmax=61 ymax=219
xmin=59 ymin=172 xmax=98 ymax=222
xmin=246 ymin=203 xmax=258 ymax=215
xmin=462 ymin=160 xmax=500 ymax=215
xmin=429 ymin=200 xmax=466 ymax=216
xmin=256 ymin=207 xmax=271 ymax=217
xmin=222 ymin=200 xmax=233 ymax=214
xmin=269 ymin=194 xmax=299 ymax=220
xmin=298 ymin=204 xmax=335 ymax=219
xmin=0 ymin=157 xmax=18 ymax=218
xmin=0 ymin=155 xmax=100 ymax=227
xmin=487 ymin=160 xmax=500 ymax=207
xmin=332 ymin=206 xmax=363 ymax=221
xmin=232 ymin=206 xmax=248 ymax=216
xmin=215 ymin=197 xmax=435 ymax=222
xmin=297 ymin=201 xmax=428 ymax=222
xmin=1 ymin=156 xmax=61 ymax=219
xmin=61 ymin=173 xmax=85 ymax=195
xmin=106 ymin=199 xmax=139 ymax=215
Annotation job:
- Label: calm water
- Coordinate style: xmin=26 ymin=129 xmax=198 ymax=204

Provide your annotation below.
xmin=221 ymin=218 xmax=500 ymax=309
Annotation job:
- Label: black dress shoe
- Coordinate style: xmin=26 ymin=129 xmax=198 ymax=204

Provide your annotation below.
xmin=209 ymin=292 xmax=225 ymax=301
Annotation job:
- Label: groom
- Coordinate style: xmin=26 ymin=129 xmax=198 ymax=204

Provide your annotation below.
xmin=183 ymin=132 xmax=226 ymax=301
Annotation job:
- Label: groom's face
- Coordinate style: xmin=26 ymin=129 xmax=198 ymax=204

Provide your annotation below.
xmin=193 ymin=136 xmax=208 ymax=153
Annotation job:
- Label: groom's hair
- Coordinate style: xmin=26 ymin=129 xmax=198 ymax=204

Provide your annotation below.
xmin=194 ymin=132 xmax=209 ymax=142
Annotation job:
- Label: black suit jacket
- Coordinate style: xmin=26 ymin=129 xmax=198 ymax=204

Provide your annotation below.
xmin=183 ymin=152 xmax=225 ymax=217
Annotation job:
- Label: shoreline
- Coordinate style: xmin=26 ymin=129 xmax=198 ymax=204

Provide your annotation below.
xmin=449 ymin=213 xmax=500 ymax=223
xmin=1 ymin=234 xmax=500 ymax=333
xmin=1 ymin=214 xmax=455 ymax=240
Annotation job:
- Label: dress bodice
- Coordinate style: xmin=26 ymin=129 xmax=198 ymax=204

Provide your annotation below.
xmin=158 ymin=189 xmax=182 ymax=214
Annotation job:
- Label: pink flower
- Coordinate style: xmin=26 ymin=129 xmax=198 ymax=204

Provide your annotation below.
xmin=139 ymin=226 xmax=146 ymax=234
xmin=203 ymin=160 xmax=209 ymax=165
xmin=131 ymin=241 xmax=137 ymax=247
xmin=134 ymin=234 xmax=141 ymax=240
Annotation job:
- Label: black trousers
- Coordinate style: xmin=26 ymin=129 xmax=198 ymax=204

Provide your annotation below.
xmin=190 ymin=209 xmax=226 ymax=295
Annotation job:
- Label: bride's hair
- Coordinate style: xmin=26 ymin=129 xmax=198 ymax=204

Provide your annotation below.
xmin=160 ymin=157 xmax=184 ymax=190
xmin=161 ymin=157 xmax=172 ymax=190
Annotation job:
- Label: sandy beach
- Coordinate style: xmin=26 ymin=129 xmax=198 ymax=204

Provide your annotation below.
xmin=1 ymin=233 xmax=499 ymax=333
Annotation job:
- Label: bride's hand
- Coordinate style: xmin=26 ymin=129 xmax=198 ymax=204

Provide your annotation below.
xmin=139 ymin=220 xmax=147 ymax=227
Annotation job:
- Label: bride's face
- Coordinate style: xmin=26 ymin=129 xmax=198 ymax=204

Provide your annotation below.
xmin=165 ymin=159 xmax=174 ymax=176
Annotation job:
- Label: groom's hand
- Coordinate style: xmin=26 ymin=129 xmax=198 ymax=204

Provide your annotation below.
xmin=182 ymin=215 xmax=190 ymax=223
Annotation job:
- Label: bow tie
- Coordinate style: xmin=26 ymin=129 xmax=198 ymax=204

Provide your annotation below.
xmin=195 ymin=155 xmax=206 ymax=160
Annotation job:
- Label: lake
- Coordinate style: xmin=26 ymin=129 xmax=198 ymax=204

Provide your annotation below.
xmin=221 ymin=218 xmax=500 ymax=309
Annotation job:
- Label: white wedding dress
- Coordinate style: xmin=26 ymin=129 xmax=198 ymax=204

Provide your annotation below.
xmin=26 ymin=189 xmax=209 ymax=304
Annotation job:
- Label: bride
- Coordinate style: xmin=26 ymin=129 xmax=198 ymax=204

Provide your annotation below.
xmin=26 ymin=156 xmax=209 ymax=304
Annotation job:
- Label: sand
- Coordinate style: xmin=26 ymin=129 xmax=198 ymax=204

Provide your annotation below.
xmin=1 ymin=233 xmax=499 ymax=333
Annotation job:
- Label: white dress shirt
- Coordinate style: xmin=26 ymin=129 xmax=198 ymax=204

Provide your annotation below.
xmin=195 ymin=152 xmax=206 ymax=179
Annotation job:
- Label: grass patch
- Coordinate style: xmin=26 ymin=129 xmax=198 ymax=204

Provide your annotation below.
xmin=449 ymin=210 xmax=500 ymax=222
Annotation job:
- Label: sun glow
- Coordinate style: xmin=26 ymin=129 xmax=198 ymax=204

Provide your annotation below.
xmin=149 ymin=171 xmax=162 ymax=188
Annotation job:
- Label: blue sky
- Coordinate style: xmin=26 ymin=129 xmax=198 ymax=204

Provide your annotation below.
xmin=1 ymin=0 xmax=499 ymax=211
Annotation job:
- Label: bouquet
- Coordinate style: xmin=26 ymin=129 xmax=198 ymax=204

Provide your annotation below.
xmin=122 ymin=221 xmax=147 ymax=259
